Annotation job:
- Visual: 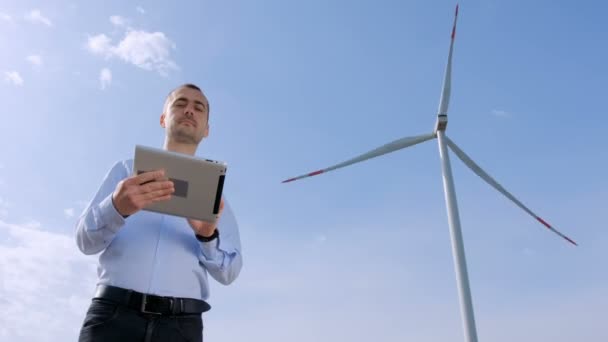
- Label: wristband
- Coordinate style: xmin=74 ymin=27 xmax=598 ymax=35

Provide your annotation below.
xmin=195 ymin=229 xmax=219 ymax=242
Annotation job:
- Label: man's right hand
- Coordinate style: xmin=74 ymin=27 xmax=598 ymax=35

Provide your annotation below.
xmin=112 ymin=170 xmax=175 ymax=217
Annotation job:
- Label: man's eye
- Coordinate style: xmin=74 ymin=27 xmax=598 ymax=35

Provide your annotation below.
xmin=195 ymin=106 xmax=204 ymax=112
xmin=174 ymin=102 xmax=186 ymax=107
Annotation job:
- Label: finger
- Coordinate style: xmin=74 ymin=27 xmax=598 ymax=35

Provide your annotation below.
xmin=138 ymin=180 xmax=174 ymax=194
xmin=149 ymin=194 xmax=172 ymax=203
xmin=134 ymin=169 xmax=166 ymax=185
xmin=137 ymin=187 xmax=175 ymax=203
xmin=139 ymin=194 xmax=173 ymax=208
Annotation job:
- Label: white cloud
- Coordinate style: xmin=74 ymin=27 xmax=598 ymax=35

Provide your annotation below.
xmin=4 ymin=71 xmax=24 ymax=86
xmin=24 ymin=9 xmax=52 ymax=27
xmin=86 ymin=34 xmax=113 ymax=57
xmin=492 ymin=109 xmax=510 ymax=118
xmin=64 ymin=208 xmax=75 ymax=218
xmin=23 ymin=220 xmax=42 ymax=230
xmin=0 ymin=12 xmax=12 ymax=22
xmin=315 ymin=234 xmax=327 ymax=243
xmin=113 ymin=30 xmax=178 ymax=75
xmin=99 ymin=68 xmax=112 ymax=90
xmin=0 ymin=219 xmax=98 ymax=341
xmin=64 ymin=201 xmax=87 ymax=219
xmin=26 ymin=55 xmax=43 ymax=67
xmin=87 ymin=30 xmax=177 ymax=76
xmin=109 ymin=15 xmax=128 ymax=28
xmin=136 ymin=6 xmax=145 ymax=14
xmin=523 ymin=247 xmax=536 ymax=256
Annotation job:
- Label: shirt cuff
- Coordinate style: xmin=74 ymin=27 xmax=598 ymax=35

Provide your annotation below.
xmin=198 ymin=238 xmax=221 ymax=262
xmin=92 ymin=194 xmax=126 ymax=233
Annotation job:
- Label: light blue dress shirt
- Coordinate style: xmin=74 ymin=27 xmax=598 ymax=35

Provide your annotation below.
xmin=75 ymin=159 xmax=243 ymax=302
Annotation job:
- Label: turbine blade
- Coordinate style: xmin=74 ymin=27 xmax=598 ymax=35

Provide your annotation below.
xmin=282 ymin=133 xmax=436 ymax=183
xmin=445 ymin=136 xmax=577 ymax=246
xmin=437 ymin=4 xmax=459 ymax=116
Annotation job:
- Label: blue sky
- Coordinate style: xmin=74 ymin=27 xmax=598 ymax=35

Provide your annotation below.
xmin=1 ymin=0 xmax=607 ymax=341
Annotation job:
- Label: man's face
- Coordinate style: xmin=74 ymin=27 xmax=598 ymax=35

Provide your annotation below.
xmin=161 ymin=87 xmax=210 ymax=145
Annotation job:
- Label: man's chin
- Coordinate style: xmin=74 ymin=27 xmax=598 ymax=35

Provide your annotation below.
xmin=171 ymin=130 xmax=202 ymax=145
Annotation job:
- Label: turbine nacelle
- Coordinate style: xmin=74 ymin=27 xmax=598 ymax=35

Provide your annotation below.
xmin=435 ymin=114 xmax=448 ymax=133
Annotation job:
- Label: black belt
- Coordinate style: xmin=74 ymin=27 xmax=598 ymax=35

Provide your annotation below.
xmin=94 ymin=285 xmax=211 ymax=315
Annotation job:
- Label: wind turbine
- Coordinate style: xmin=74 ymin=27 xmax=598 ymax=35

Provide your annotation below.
xmin=281 ymin=4 xmax=577 ymax=342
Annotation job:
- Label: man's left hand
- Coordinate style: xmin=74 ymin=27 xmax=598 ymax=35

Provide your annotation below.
xmin=188 ymin=198 xmax=224 ymax=237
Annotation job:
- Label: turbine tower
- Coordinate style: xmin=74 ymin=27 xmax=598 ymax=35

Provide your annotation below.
xmin=281 ymin=5 xmax=577 ymax=342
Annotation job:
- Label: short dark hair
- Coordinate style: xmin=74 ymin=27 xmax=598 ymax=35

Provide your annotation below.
xmin=180 ymin=83 xmax=202 ymax=92
xmin=164 ymin=83 xmax=210 ymax=120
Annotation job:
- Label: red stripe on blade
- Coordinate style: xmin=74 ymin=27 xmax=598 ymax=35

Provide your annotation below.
xmin=282 ymin=178 xmax=296 ymax=183
xmin=451 ymin=4 xmax=459 ymax=39
xmin=536 ymin=217 xmax=578 ymax=246
xmin=536 ymin=216 xmax=552 ymax=229
xmin=308 ymin=170 xmax=324 ymax=176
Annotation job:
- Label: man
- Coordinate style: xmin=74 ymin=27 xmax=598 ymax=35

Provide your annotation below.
xmin=75 ymin=83 xmax=243 ymax=342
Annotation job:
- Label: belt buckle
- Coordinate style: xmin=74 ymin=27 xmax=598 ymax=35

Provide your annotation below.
xmin=140 ymin=294 xmax=162 ymax=315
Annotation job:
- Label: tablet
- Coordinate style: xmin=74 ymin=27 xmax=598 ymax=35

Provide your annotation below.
xmin=133 ymin=145 xmax=227 ymax=222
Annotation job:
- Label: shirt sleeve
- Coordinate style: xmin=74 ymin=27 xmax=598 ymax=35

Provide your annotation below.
xmin=197 ymin=198 xmax=243 ymax=285
xmin=75 ymin=160 xmax=128 ymax=255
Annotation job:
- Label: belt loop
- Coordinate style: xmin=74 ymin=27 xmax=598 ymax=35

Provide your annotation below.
xmin=169 ymin=298 xmax=180 ymax=316
xmin=171 ymin=298 xmax=181 ymax=316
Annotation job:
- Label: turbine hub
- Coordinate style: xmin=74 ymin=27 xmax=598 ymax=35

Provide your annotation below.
xmin=435 ymin=114 xmax=448 ymax=132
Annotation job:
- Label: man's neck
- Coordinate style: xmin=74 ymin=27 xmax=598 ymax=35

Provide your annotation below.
xmin=163 ymin=140 xmax=198 ymax=156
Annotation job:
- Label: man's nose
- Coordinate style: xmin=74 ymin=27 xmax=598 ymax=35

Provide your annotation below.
xmin=184 ymin=106 xmax=194 ymax=117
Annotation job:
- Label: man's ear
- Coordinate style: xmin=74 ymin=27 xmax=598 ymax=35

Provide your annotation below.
xmin=203 ymin=124 xmax=209 ymax=138
xmin=160 ymin=113 xmax=166 ymax=128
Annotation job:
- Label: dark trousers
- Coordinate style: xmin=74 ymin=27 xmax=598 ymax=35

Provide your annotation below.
xmin=78 ymin=297 xmax=204 ymax=342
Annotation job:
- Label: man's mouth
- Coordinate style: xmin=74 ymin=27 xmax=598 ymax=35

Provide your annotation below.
xmin=180 ymin=119 xmax=197 ymax=127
